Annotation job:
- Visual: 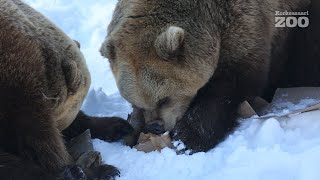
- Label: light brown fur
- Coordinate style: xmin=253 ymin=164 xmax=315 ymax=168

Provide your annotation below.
xmin=0 ymin=0 xmax=132 ymax=179
xmin=0 ymin=0 xmax=88 ymax=170
xmin=101 ymin=0 xmax=315 ymax=152
xmin=101 ymin=0 xmax=310 ymax=131
xmin=1 ymin=0 xmax=91 ymax=131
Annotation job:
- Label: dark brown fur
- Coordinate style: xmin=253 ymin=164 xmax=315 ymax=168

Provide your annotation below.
xmin=0 ymin=0 xmax=133 ymax=179
xmin=101 ymin=0 xmax=319 ymax=152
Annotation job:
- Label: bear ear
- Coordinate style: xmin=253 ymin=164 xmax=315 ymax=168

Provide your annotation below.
xmin=154 ymin=26 xmax=185 ymax=61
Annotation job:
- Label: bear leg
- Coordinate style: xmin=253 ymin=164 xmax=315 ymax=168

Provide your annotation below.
xmin=63 ymin=111 xmax=134 ymax=142
xmin=171 ymin=79 xmax=241 ymax=153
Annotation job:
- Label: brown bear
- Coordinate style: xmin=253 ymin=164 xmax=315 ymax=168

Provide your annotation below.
xmin=100 ymin=0 xmax=320 ymax=153
xmin=0 ymin=0 xmax=133 ymax=179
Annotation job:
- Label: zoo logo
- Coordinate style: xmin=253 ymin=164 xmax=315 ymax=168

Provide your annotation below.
xmin=275 ymin=11 xmax=309 ymax=28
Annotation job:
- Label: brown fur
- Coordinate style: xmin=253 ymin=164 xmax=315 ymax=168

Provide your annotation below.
xmin=0 ymin=0 xmax=133 ymax=179
xmin=101 ymin=0 xmax=318 ymax=152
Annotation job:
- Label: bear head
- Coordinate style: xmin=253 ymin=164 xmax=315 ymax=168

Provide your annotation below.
xmin=100 ymin=0 xmax=220 ymax=131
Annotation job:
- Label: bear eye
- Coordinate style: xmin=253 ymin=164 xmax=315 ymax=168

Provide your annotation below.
xmin=157 ymin=97 xmax=171 ymax=108
xmin=106 ymin=42 xmax=116 ymax=63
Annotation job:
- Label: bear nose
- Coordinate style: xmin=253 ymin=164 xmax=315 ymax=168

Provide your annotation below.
xmin=73 ymin=40 xmax=80 ymax=48
xmin=143 ymin=121 xmax=166 ymax=135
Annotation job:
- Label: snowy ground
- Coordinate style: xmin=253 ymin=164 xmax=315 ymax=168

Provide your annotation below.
xmin=89 ymin=91 xmax=320 ymax=180
xmin=25 ymin=1 xmax=320 ymax=179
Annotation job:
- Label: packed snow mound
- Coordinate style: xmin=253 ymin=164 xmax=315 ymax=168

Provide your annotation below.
xmin=84 ymin=90 xmax=320 ymax=180
xmin=82 ymin=89 xmax=132 ymax=119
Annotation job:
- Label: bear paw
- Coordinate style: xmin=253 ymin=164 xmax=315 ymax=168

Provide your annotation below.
xmin=91 ymin=117 xmax=134 ymax=142
xmin=170 ymin=121 xmax=211 ymax=154
xmin=86 ymin=164 xmax=120 ymax=180
xmin=58 ymin=165 xmax=86 ymax=180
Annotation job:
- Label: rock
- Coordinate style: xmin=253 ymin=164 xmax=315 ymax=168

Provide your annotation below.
xmin=238 ymin=100 xmax=257 ymax=118
xmin=76 ymin=151 xmax=102 ymax=169
xmin=67 ymin=129 xmax=94 ymax=160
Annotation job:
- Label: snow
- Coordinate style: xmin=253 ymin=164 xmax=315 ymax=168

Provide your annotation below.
xmin=86 ymin=90 xmax=320 ymax=180
xmin=24 ymin=1 xmax=320 ymax=179
xmin=264 ymin=99 xmax=320 ymax=117
xmin=81 ymin=88 xmax=131 ymax=119
xmin=24 ymin=0 xmax=119 ymax=95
